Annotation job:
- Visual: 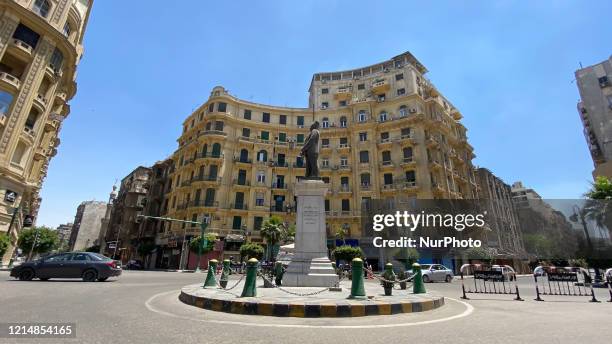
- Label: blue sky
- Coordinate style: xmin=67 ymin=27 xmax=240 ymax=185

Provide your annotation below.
xmin=37 ymin=1 xmax=611 ymax=228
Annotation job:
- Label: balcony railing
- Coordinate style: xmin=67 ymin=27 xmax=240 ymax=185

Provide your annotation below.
xmin=272 ymin=183 xmax=287 ymax=189
xmin=191 ymin=175 xmax=221 ymax=183
xmin=233 ymin=179 xmax=250 ymax=186
xmin=197 ymin=152 xmax=223 ymax=160
xmin=0 ymin=72 xmax=20 ymax=89
xmin=201 ymin=130 xmax=227 ymax=137
xmin=231 ymin=203 xmax=248 ymax=210
xmin=233 ymin=157 xmax=252 ymax=164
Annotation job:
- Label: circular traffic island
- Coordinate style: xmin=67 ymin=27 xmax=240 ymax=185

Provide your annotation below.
xmin=179 ymin=280 xmax=445 ymax=318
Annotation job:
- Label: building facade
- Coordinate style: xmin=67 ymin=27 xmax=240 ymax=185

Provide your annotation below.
xmin=68 ymin=200 xmax=106 ymax=251
xmin=164 ymin=51 xmax=479 ymax=262
xmin=575 ymin=56 xmax=612 ymax=179
xmin=102 ymin=166 xmax=150 ymax=262
xmin=0 ymin=0 xmax=93 ymax=265
xmin=55 ymin=221 xmax=72 ymax=250
xmin=475 ymin=168 xmax=525 ymax=259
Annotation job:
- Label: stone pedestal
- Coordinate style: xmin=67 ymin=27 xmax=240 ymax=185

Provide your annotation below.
xmin=283 ymin=179 xmax=339 ymax=287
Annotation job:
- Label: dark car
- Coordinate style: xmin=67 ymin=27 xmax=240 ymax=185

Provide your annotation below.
xmin=124 ymin=259 xmax=144 ymax=270
xmin=10 ymin=252 xmax=122 ymax=282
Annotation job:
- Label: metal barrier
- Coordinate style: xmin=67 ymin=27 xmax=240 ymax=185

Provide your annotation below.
xmin=460 ymin=264 xmax=523 ymax=301
xmin=606 ymin=268 xmax=612 ymax=303
xmin=533 ymin=266 xmax=599 ymax=302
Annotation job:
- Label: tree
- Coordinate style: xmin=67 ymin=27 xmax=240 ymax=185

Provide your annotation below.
xmin=17 ymin=227 xmax=58 ymax=257
xmin=332 ymin=245 xmax=364 ymax=263
xmin=0 ymin=232 xmax=9 ymax=258
xmin=260 ymin=216 xmax=284 ymax=260
xmin=188 ymin=233 xmax=216 ymax=254
xmin=85 ymin=245 xmax=100 ymax=253
xmin=334 ymin=226 xmax=347 ymax=246
xmin=585 ymin=176 xmax=612 ymax=199
xmin=464 ymin=247 xmax=494 ymax=263
xmin=395 ymin=247 xmax=420 ymax=269
xmin=137 ymin=242 xmax=156 ymax=256
xmin=239 ymin=243 xmax=264 ymax=260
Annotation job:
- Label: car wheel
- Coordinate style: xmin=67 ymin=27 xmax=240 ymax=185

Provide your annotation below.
xmin=422 ymin=275 xmax=430 ymax=283
xmin=39 ymin=278 xmax=50 ymax=281
xmin=82 ymin=269 xmax=98 ymax=282
xmin=19 ymin=269 xmax=35 ymax=281
xmin=445 ymin=275 xmax=453 ymax=283
xmin=97 ymin=277 xmax=108 ymax=282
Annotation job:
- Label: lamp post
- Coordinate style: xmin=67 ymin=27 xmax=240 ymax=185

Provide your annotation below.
xmin=195 ymin=218 xmax=209 ymax=273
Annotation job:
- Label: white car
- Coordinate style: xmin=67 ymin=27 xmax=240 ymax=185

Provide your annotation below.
xmin=413 ymin=264 xmax=454 ymax=283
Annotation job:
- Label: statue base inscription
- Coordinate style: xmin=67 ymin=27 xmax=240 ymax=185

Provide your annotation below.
xmin=283 ymin=179 xmax=339 ymax=287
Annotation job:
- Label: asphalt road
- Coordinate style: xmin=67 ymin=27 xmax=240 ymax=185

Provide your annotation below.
xmin=0 ymin=270 xmax=611 ymax=344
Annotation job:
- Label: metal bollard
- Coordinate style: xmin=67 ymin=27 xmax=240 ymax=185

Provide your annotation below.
xmin=219 ymin=259 xmax=231 ymax=288
xmin=382 ymin=263 xmax=396 ymax=296
xmin=203 ymin=259 xmax=218 ymax=288
xmin=241 ymin=258 xmax=258 ymax=297
xmin=412 ymin=263 xmax=426 ymax=294
xmin=274 ymin=261 xmax=284 ymax=286
xmin=349 ymin=258 xmax=366 ymax=299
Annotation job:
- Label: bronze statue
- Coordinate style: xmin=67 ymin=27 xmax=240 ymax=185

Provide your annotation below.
xmin=300 ymin=121 xmax=320 ymax=179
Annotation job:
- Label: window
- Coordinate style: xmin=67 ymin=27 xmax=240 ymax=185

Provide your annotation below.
xmin=322 ymin=158 xmax=329 ymax=167
xmin=49 ymin=48 xmax=64 ymax=72
xmin=61 ymin=21 xmax=75 ymax=39
xmin=401 ymin=127 xmax=411 ymax=138
xmin=321 ymin=138 xmax=329 ymax=147
xmin=72 ymin=253 xmax=90 ymax=261
xmin=359 ymin=132 xmax=367 ymax=142
xmin=384 ymin=173 xmax=393 ymax=185
xmin=339 ymin=137 xmax=348 ymax=147
xmin=278 ymin=132 xmax=286 ymax=142
xmin=395 ymin=73 xmax=404 ymax=81
xmin=235 ymin=192 xmax=244 ymax=208
xmin=599 ymin=76 xmax=610 ymax=88
xmin=255 ymin=192 xmax=264 ymax=206
xmin=297 ymin=116 xmax=304 ymax=127
xmin=211 ymin=143 xmax=221 ymax=157
xmin=13 ymin=24 xmax=40 ymax=49
xmin=244 ymin=109 xmax=251 ymax=120
xmin=25 ymin=109 xmax=39 ymax=130
xmin=260 ymin=131 xmax=269 ymax=141
xmin=339 ymin=116 xmax=347 ymax=127
xmin=257 ymin=150 xmax=267 ymax=162
xmin=397 ymin=88 xmax=405 ymax=96
xmin=214 ymin=121 xmax=224 ymax=131
xmin=262 ymin=112 xmax=270 ymax=123
xmin=358 ymin=110 xmax=367 ymax=122
xmin=359 ymin=151 xmax=369 ymax=163
xmin=405 ymin=170 xmax=416 ymax=183
xmin=360 ymin=173 xmax=370 ymax=186
xmin=403 ymin=147 xmax=413 ymax=161
xmin=296 ymin=134 xmax=304 ymax=143
xmin=0 ymin=92 xmax=14 ymax=115
xmin=205 ymin=189 xmax=216 ymax=206
xmin=377 ymin=94 xmax=385 ymax=102
xmin=379 ymin=111 xmax=388 ymax=122
xmin=357 ymin=83 xmax=365 ymax=90
xmin=242 ymin=128 xmax=250 ymax=137
xmin=11 ymin=142 xmax=28 ymax=166
xmin=322 ymin=117 xmax=329 ymax=128
xmin=239 ymin=149 xmax=249 ymax=162
xmin=254 ymin=216 xmax=264 ymax=230
xmin=382 ymin=151 xmax=391 ymax=163
xmin=342 ymin=199 xmax=350 ymax=211
xmin=295 ymin=156 xmax=304 ymax=167
xmin=257 ymin=171 xmax=266 ymax=183
xmin=321 ymin=102 xmax=328 ymax=109
xmin=340 ymin=156 xmax=348 ymax=166
xmin=279 ymin=114 xmax=287 ymax=125
xmin=325 ymin=199 xmax=330 ymax=212
xmin=339 ymin=100 xmax=347 ymax=107
xmin=208 ymin=103 xmax=214 ymax=112
xmin=380 ymin=132 xmax=389 ymax=142
xmin=232 ymin=216 xmax=242 ymax=230
xmin=46 ymin=253 xmax=72 ymax=262
xmin=33 ymin=0 xmax=51 ymax=18
xmin=322 ymin=177 xmax=330 ymax=184
xmin=217 ymin=102 xmax=227 ymax=112
xmin=277 ymin=153 xmax=286 ymax=165
xmin=322 ymin=88 xmax=329 ymax=94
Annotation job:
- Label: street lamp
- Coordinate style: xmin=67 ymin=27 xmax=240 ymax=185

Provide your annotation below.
xmin=195 ymin=215 xmax=210 ymax=273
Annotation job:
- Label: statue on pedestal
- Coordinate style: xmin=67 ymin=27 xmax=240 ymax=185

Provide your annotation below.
xmin=300 ymin=121 xmax=320 ymax=179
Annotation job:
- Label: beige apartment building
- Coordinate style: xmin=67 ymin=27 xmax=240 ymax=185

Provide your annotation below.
xmin=0 ymin=0 xmax=93 ymax=265
xmin=165 ymin=51 xmax=479 ymax=262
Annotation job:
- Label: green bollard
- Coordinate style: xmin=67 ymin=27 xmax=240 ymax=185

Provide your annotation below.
xmin=349 ymin=258 xmax=366 ymax=299
xmin=274 ymin=261 xmax=284 ymax=286
xmin=219 ymin=259 xmax=231 ymax=288
xmin=203 ymin=259 xmax=218 ymax=288
xmin=241 ymin=258 xmax=258 ymax=297
xmin=382 ymin=263 xmax=396 ymax=296
xmin=412 ymin=263 xmax=426 ymax=294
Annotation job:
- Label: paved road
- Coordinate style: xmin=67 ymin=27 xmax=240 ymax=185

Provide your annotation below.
xmin=0 ymin=271 xmax=611 ymax=344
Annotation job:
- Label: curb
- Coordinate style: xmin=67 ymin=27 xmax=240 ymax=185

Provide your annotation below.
xmin=178 ymin=290 xmax=444 ymax=318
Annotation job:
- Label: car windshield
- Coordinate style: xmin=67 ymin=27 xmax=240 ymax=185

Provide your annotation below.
xmin=88 ymin=253 xmax=110 ymax=261
xmin=421 ymin=264 xmax=432 ymax=270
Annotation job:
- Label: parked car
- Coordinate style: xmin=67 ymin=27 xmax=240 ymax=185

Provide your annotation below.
xmin=491 ymin=265 xmax=516 ymax=281
xmin=124 ymin=259 xmax=144 ymax=270
xmin=10 ymin=252 xmax=122 ymax=282
xmin=411 ymin=264 xmax=454 ymax=283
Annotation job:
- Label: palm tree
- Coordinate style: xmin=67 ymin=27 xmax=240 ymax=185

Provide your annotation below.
xmin=583 ymin=176 xmax=612 ymax=239
xmin=260 ymin=216 xmax=284 ymax=261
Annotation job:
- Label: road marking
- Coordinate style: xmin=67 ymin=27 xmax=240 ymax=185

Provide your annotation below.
xmin=145 ymin=290 xmax=474 ymax=329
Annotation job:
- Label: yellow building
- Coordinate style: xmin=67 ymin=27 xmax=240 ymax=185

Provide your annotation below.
xmin=166 ymin=51 xmax=478 ymax=260
xmin=0 ymin=0 xmax=93 ymax=265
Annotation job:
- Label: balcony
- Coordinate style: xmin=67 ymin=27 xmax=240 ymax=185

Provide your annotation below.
xmin=321 ymin=143 xmax=331 ymax=150
xmin=200 ymin=130 xmax=227 ymax=137
xmin=334 ymin=87 xmax=352 ymax=100
xmin=379 ymin=161 xmax=395 ymax=169
xmin=377 ymin=138 xmax=393 ymax=147
xmin=338 ymin=164 xmax=352 ymax=172
xmin=337 ymin=185 xmax=351 ymax=194
xmin=381 ymin=183 xmax=396 ymax=192
xmin=270 ymin=205 xmax=286 ymax=213
xmin=400 ymin=157 xmax=416 ymax=167
xmin=272 ymin=183 xmax=287 ymax=190
xmin=0 ymin=72 xmax=21 ymax=90
xmin=230 ymin=203 xmax=248 ymax=211
xmin=233 ymin=179 xmax=250 ymax=187
xmin=191 ymin=175 xmax=221 ymax=184
xmin=398 ymin=135 xmax=417 ymax=145
xmin=239 ymin=135 xmax=255 ymax=143
xmin=233 ymin=157 xmax=252 ymax=165
xmin=8 ymin=39 xmax=33 ymax=59
xmin=360 ymin=183 xmax=371 ymax=191
xmin=432 ymin=182 xmax=445 ymax=195
xmin=398 ymin=181 xmax=417 ymax=191
xmin=33 ymin=93 xmax=48 ymax=110
xmin=23 ymin=126 xmax=35 ymax=139
xmin=293 ymin=162 xmax=305 ymax=169
xmin=425 ymin=135 xmax=440 ymax=148
xmin=273 ymin=161 xmax=288 ymax=168
xmin=0 ymin=115 xmax=6 ymax=127
xmin=337 ymin=143 xmax=350 ymax=151
xmin=180 ymin=180 xmax=192 ymax=187
xmin=371 ymin=79 xmax=389 ymax=93
xmin=428 ymin=159 xmax=442 ymax=170
xmin=197 ymin=152 xmax=223 ymax=161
